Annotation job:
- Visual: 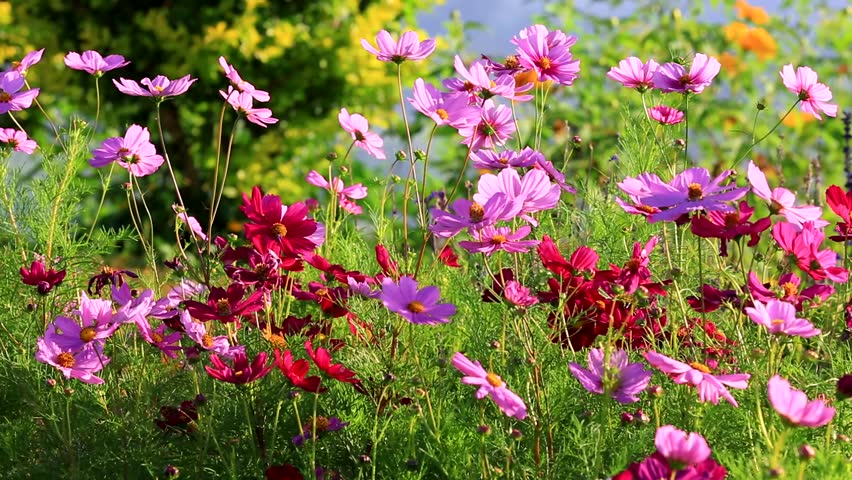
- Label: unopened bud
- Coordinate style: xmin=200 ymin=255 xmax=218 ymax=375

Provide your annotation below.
xmin=635 ymin=408 xmax=650 ymax=424
xmin=757 ymin=99 xmax=766 ymax=111
xmin=395 ymin=150 xmax=407 ymax=161
xmin=647 ymin=385 xmax=663 ymax=397
xmin=620 ymin=412 xmax=635 ymax=424
xmin=798 ymin=444 xmax=816 ymax=461
xmin=414 ymin=150 xmax=426 ymax=161
xmin=478 ymin=424 xmax=491 ymax=435
xmin=510 ymin=428 xmax=523 ymax=439
xmin=326 ymin=152 xmax=338 ymax=161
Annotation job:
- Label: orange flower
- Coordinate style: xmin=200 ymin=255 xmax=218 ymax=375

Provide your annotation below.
xmin=736 ymin=0 xmax=770 ymax=25
xmin=739 ymin=27 xmax=777 ymax=60
xmin=782 ymin=110 xmax=816 ymax=129
xmin=718 ymin=52 xmax=743 ymax=75
xmin=723 ymin=21 xmax=749 ymax=42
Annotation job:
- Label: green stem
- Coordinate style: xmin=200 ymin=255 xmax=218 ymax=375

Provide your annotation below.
xmin=87 ymin=162 xmax=116 ymax=239
xmin=734 ymin=100 xmax=800 ymax=167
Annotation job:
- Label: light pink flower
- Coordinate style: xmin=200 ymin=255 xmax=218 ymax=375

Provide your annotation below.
xmin=452 ymin=352 xmax=527 ymax=420
xmin=645 ymin=351 xmax=750 ymax=406
xmin=305 ymin=170 xmax=368 ymax=214
xmin=471 ymin=147 xmax=542 ymax=170
xmin=172 ymin=204 xmax=208 ymax=241
xmin=0 ymin=128 xmax=37 ymax=153
xmin=90 ymin=124 xmax=164 ymax=177
xmin=430 ymin=193 xmax=522 ymax=238
xmin=457 ymin=99 xmax=516 ymax=151
xmin=459 ymin=225 xmax=540 ymax=255
xmin=10 ymin=49 xmax=44 ymax=76
xmin=607 ymin=56 xmax=659 ymax=91
xmin=768 ymin=375 xmax=835 ymax=427
xmin=218 ymin=56 xmax=270 ymax=102
xmin=654 ymin=54 xmax=721 ymax=94
xmin=474 ymin=168 xmax=560 ymax=225
xmin=113 ymin=74 xmax=197 ymax=98
xmin=780 ymin=64 xmax=837 ymax=120
xmin=408 ymin=78 xmax=477 ymax=127
xmin=35 ymin=338 xmax=109 ymax=384
xmin=0 ymin=70 xmax=40 ymax=114
xmin=745 ymin=299 xmax=821 ymax=338
xmin=338 ymin=107 xmax=385 ymax=160
xmin=654 ymin=425 xmax=712 ymax=467
xmin=503 ymin=281 xmax=538 ymax=307
xmin=514 ymin=30 xmax=580 ymax=85
xmin=361 ymin=30 xmax=436 ymax=63
xmin=64 ymin=50 xmax=129 ymax=76
xmin=224 ymin=90 xmax=278 ymax=127
xmin=648 ymin=105 xmax=684 ymax=125
xmin=747 ymin=160 xmax=827 ymax=228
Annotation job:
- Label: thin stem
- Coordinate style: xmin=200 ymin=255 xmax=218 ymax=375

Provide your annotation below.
xmin=417 ymin=124 xmax=439 ymax=230
xmin=206 ymin=103 xmax=229 ymax=252
xmin=87 ymin=162 xmax=116 ymax=239
xmin=397 ymin=64 xmax=416 ymax=257
xmin=682 ymin=93 xmax=690 ymax=169
xmin=734 ymin=100 xmax=801 ymax=168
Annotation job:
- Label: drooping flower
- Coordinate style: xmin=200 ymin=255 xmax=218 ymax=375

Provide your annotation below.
xmin=64 ymin=50 xmax=129 ymax=76
xmin=276 ymin=349 xmax=325 ymax=393
xmin=224 ymin=90 xmax=278 ymax=127
xmin=644 ymin=351 xmax=750 ymax=406
xmin=780 ymin=64 xmax=837 ymax=120
xmin=90 ymin=124 xmax=164 ymax=177
xmin=606 ymin=56 xmax=659 ymax=92
xmin=471 ymin=147 xmax=542 ymax=170
xmin=747 ymin=271 xmax=833 ymax=310
xmin=380 ymin=276 xmax=456 ymax=325
xmin=569 ymin=348 xmax=652 ymax=404
xmin=292 ymin=416 xmax=349 ymax=446
xmin=654 ymin=425 xmax=712 ymax=468
xmin=172 ymin=204 xmax=208 ymax=241
xmin=218 ymin=56 xmax=270 ymax=102
xmin=305 ymin=170 xmax=367 ymax=215
xmin=457 ymin=99 xmax=516 ymax=152
xmin=35 ymin=337 xmax=109 ymax=384
xmin=0 ymin=128 xmax=37 ymax=153
xmin=459 ymin=225 xmax=540 ymax=255
xmin=747 ymin=160 xmax=826 ymax=227
xmin=87 ymin=265 xmax=138 ymax=297
xmin=451 ymin=352 xmax=527 ymax=420
xmin=0 ymin=70 xmax=40 ymax=114
xmin=768 ymin=375 xmax=835 ymax=427
xmin=647 ymin=105 xmax=685 ymax=125
xmin=745 ymin=299 xmax=821 ymax=338
xmin=20 ymin=259 xmax=66 ymax=295
xmin=305 ymin=340 xmax=359 ymax=385
xmin=205 ymin=351 xmax=275 ymax=384
xmin=113 ymin=74 xmax=197 ymax=98
xmin=360 ymin=30 xmax=436 ymax=63
xmin=654 ymin=54 xmax=721 ymax=94
xmin=338 ymin=107 xmax=385 ymax=159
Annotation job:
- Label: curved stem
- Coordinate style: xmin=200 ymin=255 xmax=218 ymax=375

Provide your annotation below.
xmin=87 ymin=162 xmax=116 ymax=239
xmin=734 ymin=100 xmax=800 ymax=167
xmin=397 ymin=64 xmax=416 ymax=256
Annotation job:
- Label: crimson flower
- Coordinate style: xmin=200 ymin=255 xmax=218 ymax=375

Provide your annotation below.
xmin=276 ymin=349 xmax=325 ymax=393
xmin=686 ymin=284 xmax=741 ymax=313
xmin=305 ymin=340 xmax=359 ymax=385
xmin=20 ymin=259 xmax=66 ymax=295
xmin=825 ymin=185 xmax=852 ymax=242
xmin=184 ymin=283 xmax=265 ymax=324
xmin=689 ymin=201 xmax=771 ymax=256
xmin=206 ymin=351 xmax=275 ymax=384
xmin=241 ymin=186 xmax=323 ymax=257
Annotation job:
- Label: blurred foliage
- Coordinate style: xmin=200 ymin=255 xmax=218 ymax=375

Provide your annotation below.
xmin=0 ymin=0 xmax=438 ymax=241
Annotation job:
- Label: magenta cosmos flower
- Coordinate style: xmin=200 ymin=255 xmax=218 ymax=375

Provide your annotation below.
xmin=408 ymin=78 xmax=477 ymax=127
xmin=35 ymin=337 xmax=109 ymax=384
xmin=607 ymin=56 xmax=659 ymax=92
xmin=10 ymin=49 xmax=44 ymax=76
xmin=20 ymin=258 xmax=65 ymax=294
xmin=647 ymin=105 xmax=684 ymax=125
xmin=293 ymin=416 xmax=349 ymax=446
xmin=380 ymin=276 xmax=456 ymax=325
xmin=458 ymin=100 xmax=516 ymax=152
xmin=205 ymin=351 xmax=275 ymax=385
xmin=338 ymin=107 xmax=385 ymax=160
xmin=474 ymin=168 xmax=560 ymax=225
xmin=64 ymin=50 xmax=129 ymax=76
xmin=90 ymin=124 xmax=164 ymax=177
xmin=172 ymin=204 xmax=208 ymax=241
xmin=654 ymin=54 xmax=721 ymax=94
xmin=645 ymin=351 xmax=750 ymax=406
xmin=224 ymin=90 xmax=278 ymax=128
xmin=745 ymin=299 xmax=821 ymax=338
xmin=768 ymin=375 xmax=835 ymax=427
xmin=430 ymin=192 xmax=522 ymax=238
xmin=45 ymin=292 xmax=117 ymax=352
xmin=569 ymin=348 xmax=652 ymax=404
xmin=747 ymin=160 xmax=826 ymax=228
xmin=471 ymin=147 xmax=542 ymax=170
xmin=780 ymin=64 xmax=837 ymax=120
xmin=361 ymin=30 xmax=436 ymax=63
xmin=218 ymin=56 xmax=270 ymax=102
xmin=514 ymin=30 xmax=580 ymax=85
xmin=0 ymin=128 xmax=37 ymax=154
xmin=114 ymin=74 xmax=197 ymax=98
xmin=452 ymin=352 xmax=527 ymax=420
xmin=459 ymin=225 xmax=540 ymax=255
xmin=654 ymin=425 xmax=712 ymax=468
xmin=0 ymin=70 xmax=40 ymax=114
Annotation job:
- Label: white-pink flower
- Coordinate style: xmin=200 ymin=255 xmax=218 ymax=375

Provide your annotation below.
xmin=747 ymin=160 xmax=827 ymax=228
xmin=745 ymin=299 xmax=821 ymax=338
xmin=338 ymin=108 xmax=385 ymax=160
xmin=305 ymin=170 xmax=368 ymax=214
xmin=780 ymin=64 xmax=837 ymax=120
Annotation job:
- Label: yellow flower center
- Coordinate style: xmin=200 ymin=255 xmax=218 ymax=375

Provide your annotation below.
xmin=436 ymin=108 xmax=449 ymax=120
xmin=79 ymin=327 xmax=97 ymax=342
xmin=491 ymin=234 xmax=507 ymax=244
xmin=151 ymin=331 xmax=164 ymax=343
xmin=539 ymin=56 xmax=552 ymax=70
xmin=771 ymin=318 xmax=785 ymax=325
xmin=485 ymin=372 xmax=504 ymax=388
xmin=57 ymin=352 xmax=75 ymax=368
xmin=271 ymin=223 xmax=287 ymax=237
xmin=201 ymin=334 xmax=214 ymax=348
xmin=0 ymin=92 xmax=11 ymax=102
xmin=469 ymin=202 xmax=485 ymax=222
xmin=407 ymin=301 xmax=426 ymax=313
xmin=781 ymin=282 xmax=798 ymax=297
xmin=688 ymin=361 xmax=712 ymax=374
xmin=504 ymin=55 xmax=519 ymax=69
xmin=687 ymin=183 xmax=704 ymax=201
xmin=216 ymin=299 xmax=232 ymax=316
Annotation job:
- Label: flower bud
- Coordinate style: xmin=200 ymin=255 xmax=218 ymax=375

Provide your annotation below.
xmin=395 ymin=150 xmax=407 ymax=161
xmin=478 ymin=424 xmax=492 ymax=435
xmin=510 ymin=428 xmax=523 ymax=439
xmin=836 ymin=374 xmax=852 ymax=400
xmin=798 ymin=444 xmax=816 ymax=461
xmin=635 ymin=408 xmax=650 ymax=424
xmin=620 ymin=412 xmax=635 ymax=424
xmin=164 ymin=465 xmax=180 ymax=478
xmin=647 ymin=385 xmax=663 ymax=397
xmin=326 ymin=151 xmax=338 ymax=161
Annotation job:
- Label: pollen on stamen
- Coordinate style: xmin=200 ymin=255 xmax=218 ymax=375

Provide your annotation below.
xmin=407 ymin=301 xmax=426 ymax=313
xmin=271 ymin=223 xmax=288 ymax=237
xmin=539 ymin=57 xmax=552 ymax=70
xmin=688 ymin=361 xmax=712 ymax=374
xmin=436 ymin=108 xmax=449 ymax=121
xmin=201 ymin=334 xmax=214 ymax=348
xmin=687 ymin=183 xmax=704 ymax=201
xmin=0 ymin=92 xmax=12 ymax=102
xmin=485 ymin=372 xmax=503 ymax=388
xmin=781 ymin=282 xmax=798 ymax=297
xmin=56 ymin=352 xmax=75 ymax=368
xmin=490 ymin=234 xmax=507 ymax=244
xmin=469 ymin=202 xmax=485 ymax=222
xmin=216 ymin=298 xmax=232 ymax=316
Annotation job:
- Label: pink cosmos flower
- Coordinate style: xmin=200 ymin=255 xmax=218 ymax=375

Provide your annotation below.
xmin=430 ymin=193 xmax=522 ymax=238
xmin=826 ymin=185 xmax=852 ymax=241
xmin=607 ymin=56 xmax=659 ymax=91
xmin=45 ymin=293 xmax=117 ymax=351
xmin=503 ymin=281 xmax=539 ymax=308
xmin=747 ymin=271 xmax=833 ymax=310
xmin=136 ymin=318 xmax=182 ymax=359
xmin=690 ymin=200 xmax=771 ymax=256
xmin=224 ymin=90 xmax=278 ymax=127
xmin=206 ymin=351 xmax=275 ymax=385
xmin=645 ymin=351 xmax=750 ymax=406
xmin=474 ymin=168 xmax=560 ymax=225
xmin=10 ymin=49 xmax=44 ymax=76
xmin=511 ymin=24 xmax=577 ymax=50
xmin=113 ymin=74 xmax=197 ymax=98
xmin=380 ymin=276 xmax=456 ymax=325
xmin=35 ymin=337 xmax=109 ymax=384
xmin=471 ymin=147 xmax=542 ymax=170
xmin=457 ymin=99 xmax=516 ymax=151
xmin=180 ymin=311 xmax=236 ymax=357
xmin=0 ymin=70 xmax=40 ymax=114
xmin=780 ymin=64 xmax=837 ymax=120
xmin=20 ymin=258 xmax=66 ymax=294
xmin=305 ymin=170 xmax=368 ymax=215
xmin=654 ymin=425 xmax=712 ymax=467
xmin=172 ymin=204 xmax=208 ymax=241
xmin=64 ymin=50 xmax=129 ymax=76
xmin=747 ymin=160 xmax=826 ymax=228
xmin=647 ymin=105 xmax=685 ymax=125
xmin=0 ymin=128 xmax=37 ymax=153
xmin=514 ymin=31 xmax=580 ymax=85
xmin=361 ymin=30 xmax=436 ymax=63
xmin=569 ymin=348 xmax=652 ymax=404
xmin=768 ymin=375 xmax=835 ymax=427
xmin=621 ymin=167 xmax=749 ymax=223
xmin=218 ymin=56 xmax=270 ymax=102
xmin=459 ymin=225 xmax=540 ymax=255
xmin=617 ymin=236 xmax=657 ymax=294
xmin=90 ymin=124 xmax=164 ymax=177
xmin=451 ymin=352 xmax=527 ymax=420
xmin=654 ymin=54 xmax=721 ymax=94
xmin=772 ymin=221 xmax=848 ymax=283
xmin=112 ymin=284 xmax=154 ymax=325
xmin=444 ymin=57 xmax=533 ymax=102
xmin=408 ymin=78 xmax=478 ymax=127
xmin=745 ymin=299 xmax=821 ymax=338
xmin=338 ymin=107 xmax=385 ymax=160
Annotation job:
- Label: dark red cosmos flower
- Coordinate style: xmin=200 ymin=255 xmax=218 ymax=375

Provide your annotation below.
xmin=87 ymin=265 xmax=137 ymax=296
xmin=241 ymin=186 xmax=322 ymax=257
xmin=826 ymin=185 xmax=852 ymax=241
xmin=686 ymin=283 xmax=742 ymax=313
xmin=223 ymin=248 xmax=288 ymax=291
xmin=305 ymin=340 xmax=359 ymax=385
xmin=221 ymin=244 xmax=303 ymax=273
xmin=265 ymin=464 xmax=304 ymax=480
xmin=747 ymin=271 xmax=833 ymax=310
xmin=276 ymin=349 xmax=325 ymax=393
xmin=482 ymin=268 xmax=516 ymax=302
xmin=538 ymin=235 xmax=599 ymax=279
xmin=185 ymin=283 xmax=265 ymax=324
xmin=292 ymin=281 xmax=350 ymax=318
xmin=20 ymin=259 xmax=66 ymax=295
xmin=690 ymin=201 xmax=771 ymax=256
xmin=205 ymin=351 xmax=275 ymax=384
xmin=438 ymin=244 xmax=461 ymax=268
xmin=155 ymin=399 xmax=199 ymax=434
xmin=375 ymin=243 xmax=399 ymax=278
xmin=303 ymin=252 xmax=370 ymax=284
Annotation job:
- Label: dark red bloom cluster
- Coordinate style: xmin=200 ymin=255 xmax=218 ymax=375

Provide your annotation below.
xmin=20 ymin=259 xmax=66 ymax=295
xmin=184 ymin=283 xmax=265 ymax=325
xmin=613 ymin=452 xmax=726 ymax=480
xmin=155 ymin=398 xmax=201 ymax=434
